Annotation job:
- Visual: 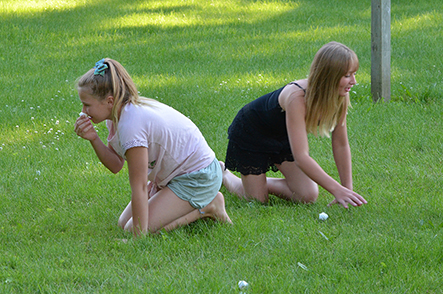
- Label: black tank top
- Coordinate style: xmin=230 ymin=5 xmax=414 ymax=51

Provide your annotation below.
xmin=228 ymin=82 xmax=305 ymax=152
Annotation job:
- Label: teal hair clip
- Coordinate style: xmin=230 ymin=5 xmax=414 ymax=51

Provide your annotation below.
xmin=94 ymin=59 xmax=108 ymax=76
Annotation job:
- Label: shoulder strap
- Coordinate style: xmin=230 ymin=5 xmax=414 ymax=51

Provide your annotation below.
xmin=288 ymin=82 xmax=306 ymax=94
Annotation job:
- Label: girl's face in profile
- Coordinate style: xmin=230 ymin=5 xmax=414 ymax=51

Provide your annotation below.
xmin=338 ymin=65 xmax=358 ymax=97
xmin=78 ymin=87 xmax=114 ymax=124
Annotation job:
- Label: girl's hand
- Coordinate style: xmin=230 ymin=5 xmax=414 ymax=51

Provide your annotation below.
xmin=74 ymin=116 xmax=98 ymax=141
xmin=147 ymin=181 xmax=159 ymax=199
xmin=328 ymin=186 xmax=367 ymax=209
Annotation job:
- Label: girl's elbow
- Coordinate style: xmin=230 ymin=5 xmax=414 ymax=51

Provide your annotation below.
xmin=110 ymin=168 xmax=121 ymax=174
xmin=293 ymin=153 xmax=310 ymax=166
xmin=109 ymin=163 xmax=124 ymax=174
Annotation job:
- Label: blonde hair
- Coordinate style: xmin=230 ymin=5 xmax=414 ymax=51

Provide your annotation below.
xmin=76 ymin=58 xmax=154 ymax=127
xmin=305 ymin=42 xmax=359 ymax=137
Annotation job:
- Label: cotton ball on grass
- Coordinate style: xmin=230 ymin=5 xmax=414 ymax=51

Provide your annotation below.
xmin=238 ymin=280 xmax=249 ymax=290
xmin=319 ymin=212 xmax=329 ymax=221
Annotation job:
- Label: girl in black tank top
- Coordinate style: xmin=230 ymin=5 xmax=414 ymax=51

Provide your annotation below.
xmin=222 ymin=41 xmax=367 ymax=209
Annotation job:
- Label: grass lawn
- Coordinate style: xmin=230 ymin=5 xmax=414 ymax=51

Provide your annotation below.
xmin=0 ymin=0 xmax=442 ymax=292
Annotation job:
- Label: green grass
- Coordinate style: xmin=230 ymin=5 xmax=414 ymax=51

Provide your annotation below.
xmin=1 ymin=0 xmax=442 ymax=292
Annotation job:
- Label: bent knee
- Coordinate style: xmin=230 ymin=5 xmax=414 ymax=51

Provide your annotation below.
xmin=117 ymin=216 xmax=129 ymax=230
xmin=295 ymin=187 xmax=319 ymax=204
xmin=299 ymin=192 xmax=318 ymax=204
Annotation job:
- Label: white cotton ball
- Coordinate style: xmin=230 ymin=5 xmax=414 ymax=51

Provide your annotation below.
xmin=79 ymin=112 xmax=87 ymax=117
xmin=319 ymin=212 xmax=329 ymax=221
xmin=238 ymin=280 xmax=249 ymax=290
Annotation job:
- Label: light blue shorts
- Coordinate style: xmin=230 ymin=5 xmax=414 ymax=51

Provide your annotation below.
xmin=168 ymin=158 xmax=222 ymax=209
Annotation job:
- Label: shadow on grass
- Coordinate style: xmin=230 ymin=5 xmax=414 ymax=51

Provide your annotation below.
xmin=1 ymin=0 xmax=441 ymax=130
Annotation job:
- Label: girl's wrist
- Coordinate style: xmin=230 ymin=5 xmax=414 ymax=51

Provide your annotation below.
xmin=341 ymin=181 xmax=353 ymax=191
xmin=329 ymin=181 xmax=344 ymax=196
xmin=89 ymin=134 xmax=101 ymax=144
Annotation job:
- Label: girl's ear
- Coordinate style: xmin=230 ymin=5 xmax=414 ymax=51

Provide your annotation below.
xmin=106 ymin=95 xmax=114 ymax=106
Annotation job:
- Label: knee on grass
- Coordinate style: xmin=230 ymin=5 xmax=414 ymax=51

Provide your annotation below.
xmin=293 ymin=187 xmax=319 ymax=204
xmin=117 ymin=216 xmax=130 ymax=230
xmin=299 ymin=193 xmax=318 ymax=204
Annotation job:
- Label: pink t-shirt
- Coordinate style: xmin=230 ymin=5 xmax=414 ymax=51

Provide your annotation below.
xmin=107 ymin=101 xmax=215 ymax=188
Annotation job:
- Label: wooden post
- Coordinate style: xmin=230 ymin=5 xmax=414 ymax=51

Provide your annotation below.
xmin=371 ymin=0 xmax=391 ymax=102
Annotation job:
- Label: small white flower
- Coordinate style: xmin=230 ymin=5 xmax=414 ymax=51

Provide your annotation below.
xmin=36 ymin=170 xmax=41 ymax=175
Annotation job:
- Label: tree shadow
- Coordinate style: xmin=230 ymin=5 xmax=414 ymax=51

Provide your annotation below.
xmin=0 ymin=0 xmax=441 ymax=134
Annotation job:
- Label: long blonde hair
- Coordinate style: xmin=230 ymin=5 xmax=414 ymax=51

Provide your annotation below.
xmin=305 ymin=42 xmax=359 ymax=137
xmin=76 ymin=58 xmax=154 ymax=127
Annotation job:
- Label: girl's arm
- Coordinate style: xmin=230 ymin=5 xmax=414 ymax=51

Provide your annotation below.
xmin=125 ymin=146 xmax=149 ymax=236
xmin=331 ymin=113 xmax=353 ymax=190
xmin=74 ymin=116 xmax=124 ymax=173
xmin=285 ymin=94 xmax=366 ymax=208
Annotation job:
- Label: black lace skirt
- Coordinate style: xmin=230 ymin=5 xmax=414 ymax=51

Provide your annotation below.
xmin=225 ymin=98 xmax=294 ymax=175
xmin=225 ymin=139 xmax=294 ymax=175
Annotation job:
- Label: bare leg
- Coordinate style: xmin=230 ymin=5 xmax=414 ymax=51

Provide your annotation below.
xmin=118 ymin=201 xmax=132 ymax=229
xmin=162 ymin=192 xmax=232 ymax=231
xmin=220 ymin=161 xmax=271 ymax=202
xmin=118 ymin=181 xmax=157 ymax=229
xmin=240 ymin=173 xmax=269 ymax=202
xmin=119 ymin=188 xmax=232 ymax=234
xmin=220 ymin=160 xmax=318 ymax=204
xmin=271 ymin=161 xmax=318 ymax=203
xmin=220 ymin=161 xmax=247 ymax=198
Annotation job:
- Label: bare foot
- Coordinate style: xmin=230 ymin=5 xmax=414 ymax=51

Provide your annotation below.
xmin=201 ymin=192 xmax=233 ymax=224
xmin=219 ymin=161 xmax=246 ymax=198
